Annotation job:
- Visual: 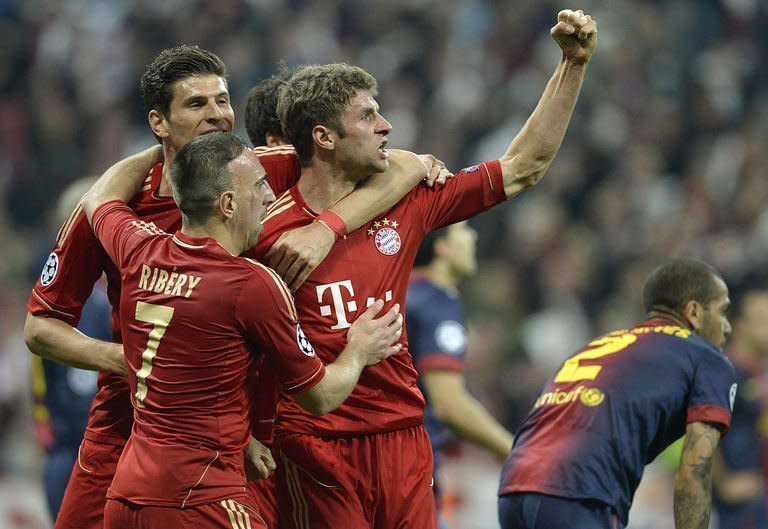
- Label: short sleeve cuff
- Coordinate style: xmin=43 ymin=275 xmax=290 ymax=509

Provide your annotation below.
xmin=417 ymin=355 xmax=465 ymax=373
xmin=283 ymin=364 xmax=327 ymax=395
xmin=484 ymin=160 xmax=507 ymax=202
xmin=687 ymin=404 xmax=731 ymax=433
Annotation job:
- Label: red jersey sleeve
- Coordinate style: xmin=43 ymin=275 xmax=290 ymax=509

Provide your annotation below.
xmin=235 ymin=261 xmax=326 ymax=394
xmin=92 ymin=200 xmax=164 ymax=270
xmin=255 ymin=146 xmax=301 ymax=195
xmin=413 ymin=159 xmax=507 ymax=232
xmin=27 ymin=202 xmax=110 ymax=326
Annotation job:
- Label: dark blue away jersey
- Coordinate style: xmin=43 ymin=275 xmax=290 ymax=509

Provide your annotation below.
xmin=406 ymin=275 xmax=467 ymax=451
xmin=499 ymin=319 xmax=737 ymax=525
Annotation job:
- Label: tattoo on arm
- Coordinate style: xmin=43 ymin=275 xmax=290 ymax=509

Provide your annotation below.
xmin=674 ymin=422 xmax=720 ymax=529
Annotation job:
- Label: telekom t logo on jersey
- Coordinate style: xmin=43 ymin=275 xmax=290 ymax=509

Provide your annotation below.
xmin=316 ymin=280 xmax=393 ymax=330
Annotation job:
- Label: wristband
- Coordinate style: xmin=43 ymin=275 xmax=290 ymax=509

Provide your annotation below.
xmin=316 ymin=210 xmax=346 ymax=239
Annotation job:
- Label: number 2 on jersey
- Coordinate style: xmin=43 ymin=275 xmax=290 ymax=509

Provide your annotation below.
xmin=134 ymin=301 xmax=175 ymax=408
xmin=554 ymin=332 xmax=637 ymax=383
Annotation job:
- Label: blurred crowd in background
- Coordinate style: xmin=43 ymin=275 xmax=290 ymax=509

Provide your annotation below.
xmin=1 ymin=0 xmax=768 ymax=527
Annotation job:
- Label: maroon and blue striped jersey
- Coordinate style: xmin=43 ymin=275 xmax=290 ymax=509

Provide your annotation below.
xmin=499 ymin=318 xmax=737 ymax=525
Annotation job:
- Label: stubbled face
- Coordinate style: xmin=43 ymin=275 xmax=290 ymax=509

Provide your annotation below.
xmin=696 ymin=276 xmax=732 ymax=349
xmin=440 ymin=221 xmax=478 ymax=278
xmin=228 ymin=149 xmax=275 ymax=252
xmin=333 ymin=89 xmax=392 ymax=179
xmin=153 ymin=74 xmax=234 ymax=152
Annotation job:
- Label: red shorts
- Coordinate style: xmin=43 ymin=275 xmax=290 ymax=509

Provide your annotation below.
xmin=246 ymin=475 xmax=279 ymax=529
xmin=54 ymin=438 xmax=123 ymax=529
xmin=104 ymin=496 xmax=266 ymax=529
xmin=276 ymin=425 xmax=437 ymax=529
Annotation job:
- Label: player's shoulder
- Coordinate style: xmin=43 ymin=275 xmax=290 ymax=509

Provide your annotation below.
xmin=253 ymin=145 xmax=297 ymax=157
xmin=629 ymin=321 xmax=731 ymax=367
xmin=687 ymin=332 xmax=734 ymax=371
xmin=253 ymin=145 xmax=298 ymax=162
xmin=262 ymin=189 xmax=299 ymax=225
xmin=408 ymin=276 xmax=452 ymax=304
xmin=239 ymin=258 xmax=297 ymax=319
xmin=407 ymin=277 xmax=462 ymax=321
xmin=56 ymin=199 xmax=96 ymax=247
xmin=255 ymin=190 xmax=310 ymax=256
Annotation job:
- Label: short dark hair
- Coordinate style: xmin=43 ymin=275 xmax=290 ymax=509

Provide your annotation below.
xmin=414 ymin=227 xmax=448 ymax=267
xmin=277 ymin=63 xmax=378 ymax=164
xmin=141 ymin=45 xmax=227 ymax=118
xmin=245 ymin=69 xmax=292 ymax=147
xmin=642 ymin=258 xmax=724 ymax=315
xmin=170 ymin=132 xmax=247 ymax=225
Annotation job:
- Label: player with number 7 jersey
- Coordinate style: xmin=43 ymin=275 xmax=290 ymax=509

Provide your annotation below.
xmin=82 ymin=135 xmax=405 ymax=529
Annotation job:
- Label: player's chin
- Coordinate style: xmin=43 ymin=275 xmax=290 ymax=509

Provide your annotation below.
xmin=373 ymin=157 xmax=389 ymax=173
xmin=249 ymin=226 xmax=263 ymax=247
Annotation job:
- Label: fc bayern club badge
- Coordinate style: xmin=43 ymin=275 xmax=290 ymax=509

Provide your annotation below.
xmin=367 ymin=217 xmax=401 ymax=256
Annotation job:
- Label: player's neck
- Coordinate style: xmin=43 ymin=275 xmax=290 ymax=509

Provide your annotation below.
xmin=645 ymin=310 xmax=688 ymax=329
xmin=181 ymin=221 xmax=241 ymax=256
xmin=297 ymin=162 xmax=357 ymax=212
xmin=158 ymin=144 xmax=178 ymax=197
xmin=424 ymin=261 xmax=461 ymax=290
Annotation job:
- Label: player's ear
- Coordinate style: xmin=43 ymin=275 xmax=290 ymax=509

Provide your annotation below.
xmin=682 ymin=299 xmax=703 ymax=332
xmin=219 ymin=190 xmax=236 ymax=220
xmin=312 ymin=124 xmax=335 ymax=153
xmin=148 ymin=110 xmax=170 ymax=140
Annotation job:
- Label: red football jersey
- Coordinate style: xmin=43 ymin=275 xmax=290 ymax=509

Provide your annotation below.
xmin=92 ymin=201 xmax=325 ymax=507
xmin=246 ymin=160 xmax=507 ymax=436
xmin=27 ymin=152 xmax=301 ymax=448
xmin=28 ymin=163 xmax=179 ymax=445
xmin=253 ymin=145 xmax=301 ymax=194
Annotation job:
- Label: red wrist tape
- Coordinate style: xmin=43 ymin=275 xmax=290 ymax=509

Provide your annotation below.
xmin=316 ymin=210 xmax=346 ymax=239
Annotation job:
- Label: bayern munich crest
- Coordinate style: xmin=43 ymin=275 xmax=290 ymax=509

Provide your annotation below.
xmin=368 ymin=218 xmax=401 ymax=256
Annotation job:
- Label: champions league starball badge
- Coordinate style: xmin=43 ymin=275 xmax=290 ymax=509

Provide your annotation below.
xmin=368 ymin=217 xmax=402 ymax=256
xmin=40 ymin=252 xmax=59 ymax=286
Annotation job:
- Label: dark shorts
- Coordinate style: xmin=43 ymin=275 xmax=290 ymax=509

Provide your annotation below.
xmin=498 ymin=493 xmax=621 ymax=529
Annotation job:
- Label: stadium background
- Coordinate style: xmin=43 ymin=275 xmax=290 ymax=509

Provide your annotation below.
xmin=0 ymin=0 xmax=765 ymax=527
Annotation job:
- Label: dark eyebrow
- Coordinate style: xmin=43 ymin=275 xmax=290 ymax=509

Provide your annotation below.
xmin=182 ymin=91 xmax=230 ymax=104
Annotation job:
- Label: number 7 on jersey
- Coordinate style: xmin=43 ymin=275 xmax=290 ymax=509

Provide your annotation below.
xmin=134 ymin=301 xmax=175 ymax=408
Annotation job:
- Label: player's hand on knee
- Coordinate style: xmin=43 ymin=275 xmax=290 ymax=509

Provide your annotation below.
xmin=551 ymin=9 xmax=597 ymax=64
xmin=347 ymin=300 xmax=403 ymax=366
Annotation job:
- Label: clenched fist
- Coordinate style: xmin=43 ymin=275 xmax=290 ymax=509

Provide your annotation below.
xmin=551 ymin=9 xmax=597 ymax=65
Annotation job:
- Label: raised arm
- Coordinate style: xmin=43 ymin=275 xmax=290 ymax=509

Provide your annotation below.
xmin=266 ymin=149 xmax=448 ymax=290
xmin=501 ymin=9 xmax=597 ymax=198
xmin=294 ymin=301 xmax=403 ymax=415
xmin=82 ymin=145 xmax=163 ymax=224
xmin=674 ymin=421 xmax=721 ymax=529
